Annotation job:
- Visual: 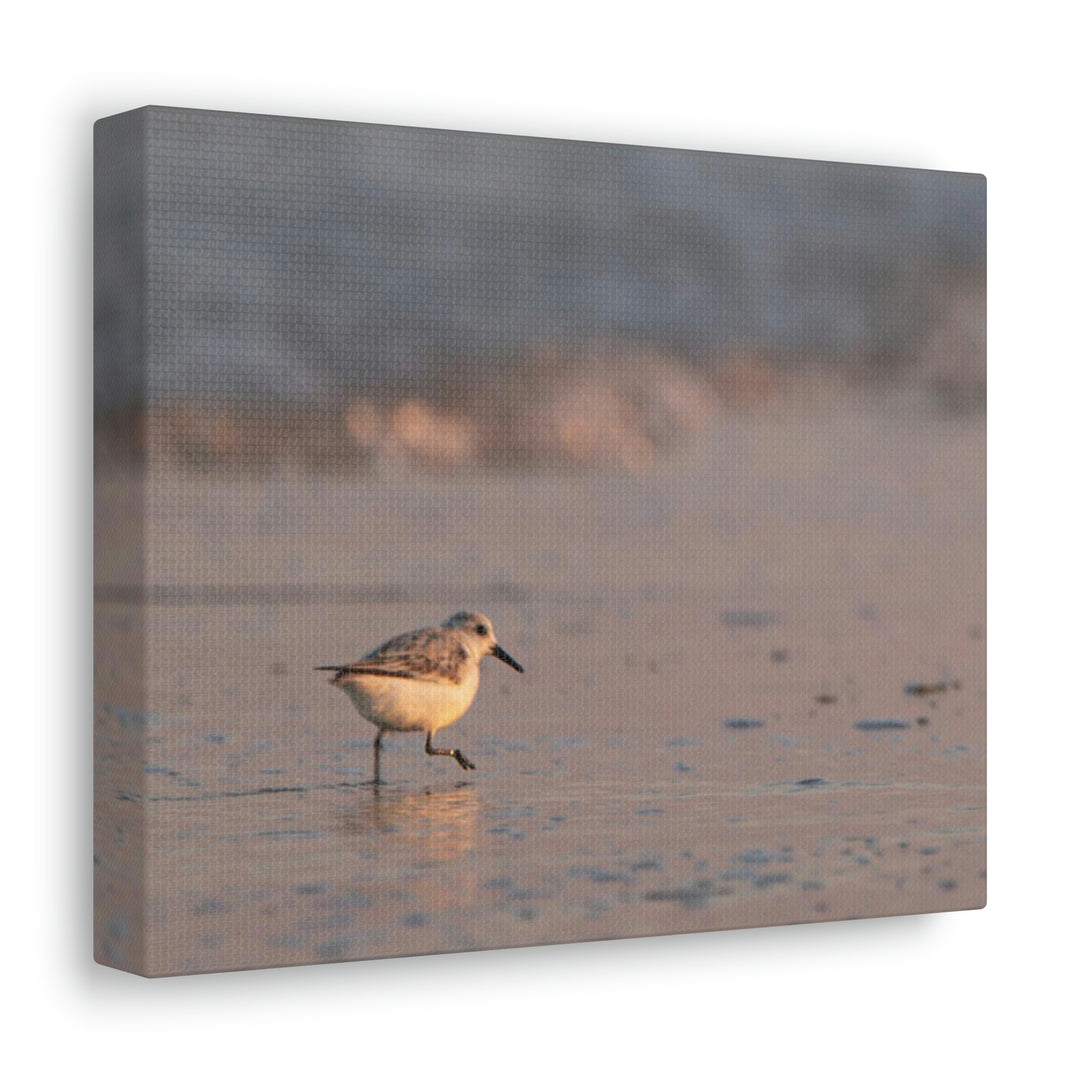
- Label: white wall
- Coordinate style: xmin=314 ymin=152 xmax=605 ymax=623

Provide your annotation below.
xmin=6 ymin=2 xmax=1072 ymax=1077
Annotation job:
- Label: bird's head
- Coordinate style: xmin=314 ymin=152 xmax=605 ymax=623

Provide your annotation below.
xmin=444 ymin=611 xmax=524 ymax=672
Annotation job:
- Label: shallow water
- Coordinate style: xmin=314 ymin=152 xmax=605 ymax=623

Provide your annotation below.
xmin=94 ymin=406 xmax=985 ymax=975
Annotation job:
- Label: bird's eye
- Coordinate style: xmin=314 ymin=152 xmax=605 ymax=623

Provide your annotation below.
xmin=476 ymin=624 xmax=487 ymax=635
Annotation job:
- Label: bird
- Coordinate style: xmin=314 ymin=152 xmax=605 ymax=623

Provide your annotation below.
xmin=316 ymin=612 xmax=523 ymax=782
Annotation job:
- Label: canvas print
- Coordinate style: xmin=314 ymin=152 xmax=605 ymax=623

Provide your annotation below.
xmin=94 ymin=107 xmax=986 ymax=977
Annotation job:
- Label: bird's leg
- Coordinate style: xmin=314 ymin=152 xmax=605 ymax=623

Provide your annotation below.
xmin=425 ymin=731 xmax=476 ymax=771
xmin=372 ymin=729 xmax=384 ymax=785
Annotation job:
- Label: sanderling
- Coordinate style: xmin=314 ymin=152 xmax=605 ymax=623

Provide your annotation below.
xmin=316 ymin=612 xmax=523 ymax=781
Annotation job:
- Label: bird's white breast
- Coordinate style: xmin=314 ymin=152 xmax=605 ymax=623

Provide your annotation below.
xmin=339 ymin=664 xmax=480 ymax=734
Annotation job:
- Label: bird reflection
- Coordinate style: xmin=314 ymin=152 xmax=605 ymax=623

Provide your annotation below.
xmin=341 ymin=784 xmax=480 ymax=861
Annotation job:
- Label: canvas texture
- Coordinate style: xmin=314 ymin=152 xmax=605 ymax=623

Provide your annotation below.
xmin=94 ymin=107 xmax=986 ymax=977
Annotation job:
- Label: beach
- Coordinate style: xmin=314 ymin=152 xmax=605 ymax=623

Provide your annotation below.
xmin=94 ymin=400 xmax=985 ymax=975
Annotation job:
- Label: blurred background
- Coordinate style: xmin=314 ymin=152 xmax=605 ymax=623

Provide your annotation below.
xmin=95 ymin=107 xmax=984 ymax=474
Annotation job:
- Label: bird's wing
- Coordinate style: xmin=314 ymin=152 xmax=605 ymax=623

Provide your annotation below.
xmin=321 ymin=627 xmax=469 ymax=683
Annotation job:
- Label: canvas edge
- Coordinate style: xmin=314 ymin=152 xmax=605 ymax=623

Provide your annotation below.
xmin=93 ymin=106 xmax=151 ymax=976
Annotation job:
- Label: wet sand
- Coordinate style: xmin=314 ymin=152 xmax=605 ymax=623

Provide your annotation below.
xmin=94 ymin=403 xmax=985 ymax=975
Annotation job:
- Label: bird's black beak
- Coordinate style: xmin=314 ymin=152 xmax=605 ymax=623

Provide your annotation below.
xmin=491 ymin=644 xmax=524 ymax=672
